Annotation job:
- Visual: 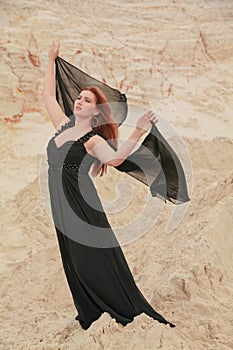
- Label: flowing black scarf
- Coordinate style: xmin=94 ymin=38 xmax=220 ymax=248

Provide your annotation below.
xmin=55 ymin=56 xmax=190 ymax=204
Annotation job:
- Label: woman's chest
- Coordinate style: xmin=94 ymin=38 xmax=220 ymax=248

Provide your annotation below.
xmin=54 ymin=127 xmax=82 ymax=148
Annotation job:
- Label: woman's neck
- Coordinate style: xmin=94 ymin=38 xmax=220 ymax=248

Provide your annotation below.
xmin=74 ymin=116 xmax=92 ymax=131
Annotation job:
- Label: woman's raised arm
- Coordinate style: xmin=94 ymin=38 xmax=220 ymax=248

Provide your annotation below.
xmin=43 ymin=41 xmax=70 ymax=129
xmin=86 ymin=110 xmax=158 ymax=167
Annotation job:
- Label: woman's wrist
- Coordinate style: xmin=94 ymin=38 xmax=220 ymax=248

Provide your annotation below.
xmin=134 ymin=127 xmax=146 ymax=138
xmin=129 ymin=127 xmax=146 ymax=142
xmin=47 ymin=55 xmax=56 ymax=62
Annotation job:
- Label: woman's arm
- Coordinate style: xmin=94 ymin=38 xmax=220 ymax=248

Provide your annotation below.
xmin=43 ymin=41 xmax=70 ymax=129
xmin=85 ymin=110 xmax=158 ymax=166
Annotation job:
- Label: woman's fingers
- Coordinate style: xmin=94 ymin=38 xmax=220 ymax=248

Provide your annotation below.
xmin=52 ymin=40 xmax=60 ymax=49
xmin=48 ymin=40 xmax=60 ymax=59
xmin=150 ymin=115 xmax=158 ymax=124
xmin=136 ymin=109 xmax=158 ymax=134
xmin=51 ymin=41 xmax=60 ymax=52
xmin=144 ymin=110 xmax=158 ymax=124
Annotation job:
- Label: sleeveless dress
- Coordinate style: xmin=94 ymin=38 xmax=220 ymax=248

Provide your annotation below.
xmin=46 ymin=116 xmax=175 ymax=330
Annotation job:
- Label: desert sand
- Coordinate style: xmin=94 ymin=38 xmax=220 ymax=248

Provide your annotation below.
xmin=0 ymin=0 xmax=233 ymax=349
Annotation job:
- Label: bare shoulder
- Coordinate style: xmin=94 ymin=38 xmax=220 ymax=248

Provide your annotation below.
xmin=87 ymin=134 xmax=106 ymax=145
xmin=85 ymin=134 xmax=107 ymax=152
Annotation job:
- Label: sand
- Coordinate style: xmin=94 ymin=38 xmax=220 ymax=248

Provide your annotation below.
xmin=0 ymin=0 xmax=233 ymax=349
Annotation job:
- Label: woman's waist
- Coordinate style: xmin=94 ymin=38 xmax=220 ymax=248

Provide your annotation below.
xmin=48 ymin=161 xmax=89 ymax=172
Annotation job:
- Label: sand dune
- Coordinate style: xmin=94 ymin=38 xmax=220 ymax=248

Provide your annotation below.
xmin=0 ymin=0 xmax=233 ymax=349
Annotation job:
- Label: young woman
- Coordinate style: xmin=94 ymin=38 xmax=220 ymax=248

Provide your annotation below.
xmin=44 ymin=41 xmax=175 ymax=329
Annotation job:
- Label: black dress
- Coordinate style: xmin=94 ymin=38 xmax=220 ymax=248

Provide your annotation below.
xmin=46 ymin=117 xmax=176 ymax=330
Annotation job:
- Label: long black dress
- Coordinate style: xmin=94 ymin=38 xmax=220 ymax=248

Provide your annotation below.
xmin=46 ymin=117 xmax=176 ymax=330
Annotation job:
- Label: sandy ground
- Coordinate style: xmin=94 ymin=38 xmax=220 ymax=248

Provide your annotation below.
xmin=0 ymin=0 xmax=233 ymax=349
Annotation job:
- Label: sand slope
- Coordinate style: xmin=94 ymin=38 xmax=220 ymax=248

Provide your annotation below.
xmin=0 ymin=0 xmax=233 ymax=349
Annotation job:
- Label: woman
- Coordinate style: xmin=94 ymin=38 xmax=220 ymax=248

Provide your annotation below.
xmin=44 ymin=41 xmax=175 ymax=329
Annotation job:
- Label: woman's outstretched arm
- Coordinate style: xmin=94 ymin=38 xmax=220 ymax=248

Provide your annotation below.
xmin=85 ymin=110 xmax=158 ymax=167
xmin=43 ymin=41 xmax=70 ymax=129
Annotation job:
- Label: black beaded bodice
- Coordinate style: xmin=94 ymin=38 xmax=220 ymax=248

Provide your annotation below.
xmin=47 ymin=115 xmax=97 ymax=172
xmin=53 ymin=115 xmax=97 ymax=146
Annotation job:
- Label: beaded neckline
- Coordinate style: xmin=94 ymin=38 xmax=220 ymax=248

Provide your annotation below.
xmin=77 ymin=130 xmax=97 ymax=143
xmin=54 ymin=130 xmax=97 ymax=150
xmin=53 ymin=115 xmax=97 ymax=149
xmin=54 ymin=115 xmax=75 ymax=137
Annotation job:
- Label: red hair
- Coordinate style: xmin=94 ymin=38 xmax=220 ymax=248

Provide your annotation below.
xmin=81 ymin=86 xmax=118 ymax=176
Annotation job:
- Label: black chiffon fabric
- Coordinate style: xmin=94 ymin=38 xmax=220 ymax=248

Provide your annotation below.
xmin=55 ymin=56 xmax=128 ymax=126
xmin=46 ymin=57 xmax=190 ymax=330
xmin=55 ymin=56 xmax=190 ymax=204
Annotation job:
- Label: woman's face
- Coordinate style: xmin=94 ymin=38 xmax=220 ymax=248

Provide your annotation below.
xmin=73 ymin=90 xmax=97 ymax=118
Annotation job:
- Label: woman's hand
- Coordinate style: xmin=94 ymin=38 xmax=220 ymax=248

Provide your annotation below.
xmin=44 ymin=40 xmax=70 ymax=128
xmin=136 ymin=110 xmax=158 ymax=135
xmin=86 ymin=109 xmax=158 ymax=167
xmin=48 ymin=40 xmax=60 ymax=60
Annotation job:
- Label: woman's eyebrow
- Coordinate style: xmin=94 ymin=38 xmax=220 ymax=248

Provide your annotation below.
xmin=85 ymin=97 xmax=92 ymax=102
xmin=77 ymin=94 xmax=94 ymax=102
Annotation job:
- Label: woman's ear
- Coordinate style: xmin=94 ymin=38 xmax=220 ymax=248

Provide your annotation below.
xmin=93 ymin=107 xmax=100 ymax=116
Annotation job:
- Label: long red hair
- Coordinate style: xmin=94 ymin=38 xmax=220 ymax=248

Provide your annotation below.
xmin=81 ymin=86 xmax=118 ymax=176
